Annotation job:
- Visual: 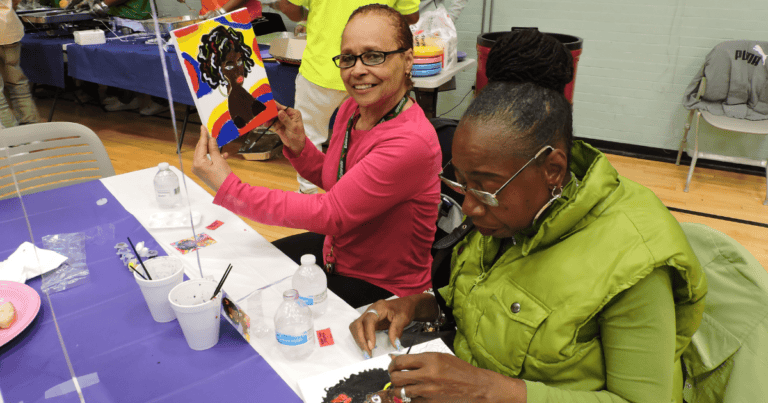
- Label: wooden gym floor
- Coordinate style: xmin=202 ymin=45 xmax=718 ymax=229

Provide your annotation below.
xmin=30 ymin=95 xmax=768 ymax=272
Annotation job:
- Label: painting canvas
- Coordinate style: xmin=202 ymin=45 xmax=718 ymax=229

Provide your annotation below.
xmin=297 ymin=338 xmax=454 ymax=403
xmin=171 ymin=9 xmax=277 ymax=147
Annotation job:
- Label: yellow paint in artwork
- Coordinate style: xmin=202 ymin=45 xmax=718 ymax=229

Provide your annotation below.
xmin=209 ymin=100 xmax=229 ymax=131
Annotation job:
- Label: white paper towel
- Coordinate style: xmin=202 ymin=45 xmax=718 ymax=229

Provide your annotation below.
xmin=0 ymin=242 xmax=68 ymax=283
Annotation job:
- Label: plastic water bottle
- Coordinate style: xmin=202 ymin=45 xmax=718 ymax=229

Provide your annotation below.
xmin=292 ymin=254 xmax=328 ymax=317
xmin=274 ymin=289 xmax=315 ymax=360
xmin=154 ymin=162 xmax=181 ymax=208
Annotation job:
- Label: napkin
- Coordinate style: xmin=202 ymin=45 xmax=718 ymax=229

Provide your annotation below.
xmin=0 ymin=242 xmax=68 ymax=283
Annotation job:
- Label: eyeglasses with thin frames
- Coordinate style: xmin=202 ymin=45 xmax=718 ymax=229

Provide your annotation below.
xmin=439 ymin=145 xmax=555 ymax=207
xmin=332 ymin=49 xmax=408 ymax=69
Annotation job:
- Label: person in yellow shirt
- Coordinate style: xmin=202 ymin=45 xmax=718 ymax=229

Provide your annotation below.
xmin=269 ymin=0 xmax=418 ymax=194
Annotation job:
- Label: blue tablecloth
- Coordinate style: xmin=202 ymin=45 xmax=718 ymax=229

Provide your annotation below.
xmin=66 ymin=40 xmax=298 ymax=107
xmin=0 ymin=180 xmax=301 ymax=402
xmin=67 ymin=37 xmax=196 ymax=105
xmin=19 ymin=32 xmax=73 ymax=88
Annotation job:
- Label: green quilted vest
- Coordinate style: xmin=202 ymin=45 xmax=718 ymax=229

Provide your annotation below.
xmin=439 ymin=141 xmax=707 ymax=390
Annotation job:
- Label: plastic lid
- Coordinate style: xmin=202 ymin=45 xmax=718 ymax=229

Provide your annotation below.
xmin=158 ymin=162 xmax=170 ymax=170
xmin=300 ymin=254 xmax=316 ymax=265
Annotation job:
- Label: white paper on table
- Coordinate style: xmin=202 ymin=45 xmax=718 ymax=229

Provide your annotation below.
xmin=0 ymin=242 xmax=68 ymax=283
xmin=112 ymin=17 xmax=147 ymax=33
xmin=297 ymin=338 xmax=454 ymax=403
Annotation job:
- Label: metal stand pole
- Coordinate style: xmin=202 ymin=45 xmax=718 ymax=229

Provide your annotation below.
xmin=177 ymin=105 xmax=192 ymax=154
xmin=48 ymin=87 xmax=61 ymax=122
xmin=481 ymin=0 xmax=487 ymax=33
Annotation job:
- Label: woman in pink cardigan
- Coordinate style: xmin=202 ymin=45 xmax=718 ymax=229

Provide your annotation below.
xmin=192 ymin=4 xmax=441 ymax=308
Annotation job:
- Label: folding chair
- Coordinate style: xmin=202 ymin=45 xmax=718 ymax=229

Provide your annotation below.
xmin=0 ymin=122 xmax=115 ymax=199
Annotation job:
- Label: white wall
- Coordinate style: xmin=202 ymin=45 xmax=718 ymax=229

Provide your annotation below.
xmin=439 ymin=0 xmax=768 ymax=159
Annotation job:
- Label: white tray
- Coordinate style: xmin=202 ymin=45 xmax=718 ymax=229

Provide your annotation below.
xmin=147 ymin=211 xmax=202 ymax=229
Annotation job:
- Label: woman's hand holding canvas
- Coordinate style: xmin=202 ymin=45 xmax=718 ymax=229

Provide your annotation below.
xmin=192 ymin=126 xmax=232 ymax=192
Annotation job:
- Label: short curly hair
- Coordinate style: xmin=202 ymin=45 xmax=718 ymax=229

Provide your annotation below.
xmin=197 ymin=26 xmax=256 ymax=90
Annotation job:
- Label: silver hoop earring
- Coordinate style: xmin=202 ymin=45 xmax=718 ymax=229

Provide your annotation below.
xmin=532 ymin=185 xmax=563 ymax=226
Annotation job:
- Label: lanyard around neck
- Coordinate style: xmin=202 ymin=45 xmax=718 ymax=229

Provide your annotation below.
xmin=337 ymin=95 xmax=409 ymax=180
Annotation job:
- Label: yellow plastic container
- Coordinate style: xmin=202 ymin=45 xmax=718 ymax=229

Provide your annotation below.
xmin=414 ymin=46 xmax=443 ymax=58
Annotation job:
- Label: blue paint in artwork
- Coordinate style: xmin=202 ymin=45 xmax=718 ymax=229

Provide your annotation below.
xmin=256 ymin=92 xmax=273 ymax=103
xmin=216 ymin=120 xmax=240 ymax=147
xmin=216 ymin=17 xmax=252 ymax=31
xmin=181 ymin=52 xmax=212 ymax=98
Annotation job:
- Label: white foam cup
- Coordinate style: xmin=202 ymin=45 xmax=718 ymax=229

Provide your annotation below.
xmin=133 ymin=256 xmax=184 ymax=323
xmin=168 ymin=279 xmax=222 ymax=351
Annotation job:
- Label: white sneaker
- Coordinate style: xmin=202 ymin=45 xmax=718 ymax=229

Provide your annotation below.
xmin=74 ymin=91 xmax=94 ymax=104
xmin=102 ymin=96 xmax=120 ymax=106
xmin=139 ymin=101 xmax=170 ymax=116
xmin=104 ymin=97 xmax=141 ymax=112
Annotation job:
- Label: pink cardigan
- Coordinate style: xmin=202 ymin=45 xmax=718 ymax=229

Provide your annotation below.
xmin=213 ymin=98 xmax=442 ymax=296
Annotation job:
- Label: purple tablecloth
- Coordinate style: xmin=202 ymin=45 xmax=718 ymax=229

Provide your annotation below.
xmin=0 ymin=180 xmax=301 ymax=402
xmin=66 ymin=41 xmax=298 ymax=107
xmin=19 ymin=32 xmax=73 ymax=88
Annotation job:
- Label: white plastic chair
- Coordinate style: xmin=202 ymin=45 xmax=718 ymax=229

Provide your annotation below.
xmin=0 ymin=122 xmax=115 ymax=199
xmin=676 ymin=76 xmax=768 ymax=205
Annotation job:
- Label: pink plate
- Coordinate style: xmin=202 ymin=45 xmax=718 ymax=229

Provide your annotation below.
xmin=0 ymin=281 xmax=42 ymax=347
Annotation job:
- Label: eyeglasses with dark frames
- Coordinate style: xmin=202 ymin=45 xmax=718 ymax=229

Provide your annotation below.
xmin=439 ymin=145 xmax=555 ymax=207
xmin=332 ymin=49 xmax=408 ymax=69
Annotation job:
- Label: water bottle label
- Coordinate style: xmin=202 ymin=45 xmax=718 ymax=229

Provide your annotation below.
xmin=298 ymin=289 xmax=327 ymax=306
xmin=276 ymin=331 xmax=310 ymax=346
xmin=299 ymin=295 xmax=314 ymax=306
xmin=314 ymin=289 xmax=327 ymax=304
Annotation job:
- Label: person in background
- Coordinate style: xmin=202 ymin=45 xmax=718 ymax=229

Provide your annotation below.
xmin=192 ymin=5 xmax=441 ymax=309
xmin=73 ymin=0 xmax=171 ymax=115
xmin=267 ymin=0 xmax=419 ymax=195
xmin=195 ymin=0 xmax=286 ymax=44
xmin=419 ymin=0 xmax=467 ymax=23
xmin=198 ymin=0 xmax=260 ymax=21
xmin=0 ymin=0 xmax=41 ymax=127
xmin=349 ymin=29 xmax=707 ymax=402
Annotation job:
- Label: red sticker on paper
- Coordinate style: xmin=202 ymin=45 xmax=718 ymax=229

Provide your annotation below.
xmin=206 ymin=220 xmax=224 ymax=230
xmin=317 ymin=328 xmax=334 ymax=347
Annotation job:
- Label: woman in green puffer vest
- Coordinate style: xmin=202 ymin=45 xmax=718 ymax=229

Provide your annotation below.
xmin=349 ymin=28 xmax=707 ymax=403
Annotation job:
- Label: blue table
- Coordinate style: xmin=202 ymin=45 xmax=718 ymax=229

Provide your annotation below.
xmin=67 ymin=36 xmax=196 ymax=106
xmin=19 ymin=32 xmax=72 ymax=89
xmin=0 ymin=180 xmax=301 ymax=402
